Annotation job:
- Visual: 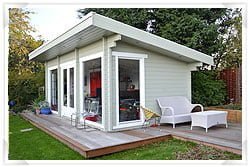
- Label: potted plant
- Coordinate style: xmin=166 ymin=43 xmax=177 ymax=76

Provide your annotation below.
xmin=39 ymin=101 xmax=52 ymax=115
xmin=30 ymin=99 xmax=40 ymax=115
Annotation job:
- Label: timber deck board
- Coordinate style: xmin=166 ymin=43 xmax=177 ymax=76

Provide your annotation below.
xmin=20 ymin=112 xmax=171 ymax=158
xmin=20 ymin=112 xmax=242 ymax=157
xmin=159 ymin=123 xmax=242 ymax=153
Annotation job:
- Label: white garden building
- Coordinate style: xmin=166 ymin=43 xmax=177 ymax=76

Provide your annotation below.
xmin=29 ymin=12 xmax=213 ymax=132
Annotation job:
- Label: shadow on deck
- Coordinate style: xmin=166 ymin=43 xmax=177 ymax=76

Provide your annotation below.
xmin=20 ymin=112 xmax=242 ymax=158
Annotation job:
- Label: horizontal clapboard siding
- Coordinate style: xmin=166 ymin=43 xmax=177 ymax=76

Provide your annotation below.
xmin=113 ymin=41 xmax=189 ymax=114
xmin=60 ymin=51 xmax=75 ymax=64
xmin=145 ymin=53 xmax=189 ymax=113
xmin=47 ymin=57 xmax=57 ymax=68
xmin=78 ymin=39 xmax=103 ymax=58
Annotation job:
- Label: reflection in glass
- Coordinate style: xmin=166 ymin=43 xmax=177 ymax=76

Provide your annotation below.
xmin=82 ymin=58 xmax=102 ymax=124
xmin=63 ymin=69 xmax=67 ymax=106
xmin=51 ymin=69 xmax=58 ymax=111
xmin=70 ymin=68 xmax=74 ymax=108
xmin=119 ymin=59 xmax=140 ymax=122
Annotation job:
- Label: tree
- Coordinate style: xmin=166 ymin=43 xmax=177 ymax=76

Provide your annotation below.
xmin=77 ymin=8 xmax=150 ymax=31
xmin=215 ymin=8 xmax=242 ymax=69
xmin=8 ymin=8 xmax=44 ymax=112
xmin=9 ymin=8 xmax=44 ymax=74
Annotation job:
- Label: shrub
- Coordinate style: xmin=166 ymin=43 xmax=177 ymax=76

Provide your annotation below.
xmin=191 ymin=70 xmax=227 ymax=106
xmin=8 ymin=71 xmax=45 ymax=112
xmin=218 ymin=104 xmax=242 ymax=110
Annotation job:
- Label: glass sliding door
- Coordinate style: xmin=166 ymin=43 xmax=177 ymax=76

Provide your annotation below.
xmin=50 ymin=69 xmax=58 ymax=111
xmin=70 ymin=67 xmax=74 ymax=108
xmin=82 ymin=58 xmax=102 ymax=124
xmin=118 ymin=59 xmax=140 ymax=122
xmin=61 ymin=65 xmax=75 ymax=117
xmin=63 ymin=69 xmax=67 ymax=106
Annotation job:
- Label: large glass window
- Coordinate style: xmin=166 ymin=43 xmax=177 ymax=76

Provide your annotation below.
xmin=70 ymin=68 xmax=74 ymax=108
xmin=63 ymin=69 xmax=67 ymax=106
xmin=118 ymin=59 xmax=140 ymax=122
xmin=50 ymin=69 xmax=58 ymax=111
xmin=82 ymin=58 xmax=102 ymax=124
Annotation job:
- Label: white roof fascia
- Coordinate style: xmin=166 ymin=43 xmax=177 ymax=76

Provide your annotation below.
xmin=29 ymin=12 xmax=95 ymax=60
xmin=92 ymin=13 xmax=214 ymax=65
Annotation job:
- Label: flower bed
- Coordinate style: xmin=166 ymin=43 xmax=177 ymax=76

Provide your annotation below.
xmin=205 ymin=107 xmax=241 ymax=124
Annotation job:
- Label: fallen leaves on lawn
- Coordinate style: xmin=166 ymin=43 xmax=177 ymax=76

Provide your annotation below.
xmin=175 ymin=144 xmax=230 ymax=160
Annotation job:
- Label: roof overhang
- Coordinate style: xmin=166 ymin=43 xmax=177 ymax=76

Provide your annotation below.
xmin=29 ymin=12 xmax=213 ymax=65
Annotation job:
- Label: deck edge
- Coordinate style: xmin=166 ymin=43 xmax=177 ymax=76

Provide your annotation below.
xmin=172 ymin=135 xmax=242 ymax=155
xmin=20 ymin=113 xmax=89 ymax=157
xmin=19 ymin=112 xmax=241 ymax=158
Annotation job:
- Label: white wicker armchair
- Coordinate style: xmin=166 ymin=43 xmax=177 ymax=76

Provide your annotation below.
xmin=156 ymin=96 xmax=203 ymax=128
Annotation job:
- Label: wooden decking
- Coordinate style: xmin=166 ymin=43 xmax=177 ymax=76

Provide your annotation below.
xmin=20 ymin=112 xmax=242 ymax=158
xmin=159 ymin=123 xmax=242 ymax=154
xmin=20 ymin=112 xmax=171 ymax=158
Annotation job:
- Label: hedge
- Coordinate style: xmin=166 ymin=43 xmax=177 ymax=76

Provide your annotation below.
xmin=8 ymin=71 xmax=45 ymax=112
xmin=191 ymin=70 xmax=227 ymax=107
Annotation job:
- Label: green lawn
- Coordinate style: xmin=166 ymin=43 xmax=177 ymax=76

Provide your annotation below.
xmin=9 ymin=114 xmax=241 ymax=160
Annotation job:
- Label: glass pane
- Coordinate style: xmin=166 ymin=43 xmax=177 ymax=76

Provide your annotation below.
xmin=83 ymin=58 xmax=102 ymax=124
xmin=119 ymin=59 xmax=140 ymax=122
xmin=51 ymin=69 xmax=58 ymax=111
xmin=70 ymin=68 xmax=74 ymax=108
xmin=63 ymin=69 xmax=67 ymax=106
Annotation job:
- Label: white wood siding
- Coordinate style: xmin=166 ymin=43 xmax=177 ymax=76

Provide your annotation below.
xmin=60 ymin=51 xmax=75 ymax=64
xmin=145 ymin=53 xmax=189 ymax=113
xmin=79 ymin=39 xmax=103 ymax=58
xmin=113 ymin=41 xmax=190 ymax=115
xmin=47 ymin=58 xmax=57 ymax=68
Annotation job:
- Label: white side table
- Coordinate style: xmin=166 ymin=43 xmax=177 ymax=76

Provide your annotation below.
xmin=191 ymin=111 xmax=228 ymax=133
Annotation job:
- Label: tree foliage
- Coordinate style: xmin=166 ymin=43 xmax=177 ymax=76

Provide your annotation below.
xmin=9 ymin=8 xmax=44 ymax=74
xmin=215 ymin=8 xmax=242 ymax=69
xmin=191 ymin=71 xmax=227 ymax=106
xmin=78 ymin=8 xmax=150 ymax=31
xmin=8 ymin=8 xmax=44 ymax=112
xmin=8 ymin=71 xmax=45 ymax=112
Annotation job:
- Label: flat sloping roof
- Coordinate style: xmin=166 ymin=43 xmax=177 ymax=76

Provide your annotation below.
xmin=29 ymin=12 xmax=213 ymax=65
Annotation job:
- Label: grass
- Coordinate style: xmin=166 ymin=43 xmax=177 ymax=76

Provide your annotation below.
xmin=9 ymin=114 xmax=84 ymax=160
xmin=9 ymin=114 xmax=241 ymax=160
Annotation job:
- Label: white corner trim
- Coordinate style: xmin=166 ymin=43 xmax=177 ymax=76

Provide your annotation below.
xmin=107 ymin=34 xmax=122 ymax=48
xmin=112 ymin=51 xmax=148 ymax=59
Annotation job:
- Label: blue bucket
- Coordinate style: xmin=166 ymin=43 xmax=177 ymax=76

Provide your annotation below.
xmin=40 ymin=107 xmax=52 ymax=115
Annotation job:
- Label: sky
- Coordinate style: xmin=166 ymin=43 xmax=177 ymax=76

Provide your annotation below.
xmin=26 ymin=6 xmax=83 ymax=41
